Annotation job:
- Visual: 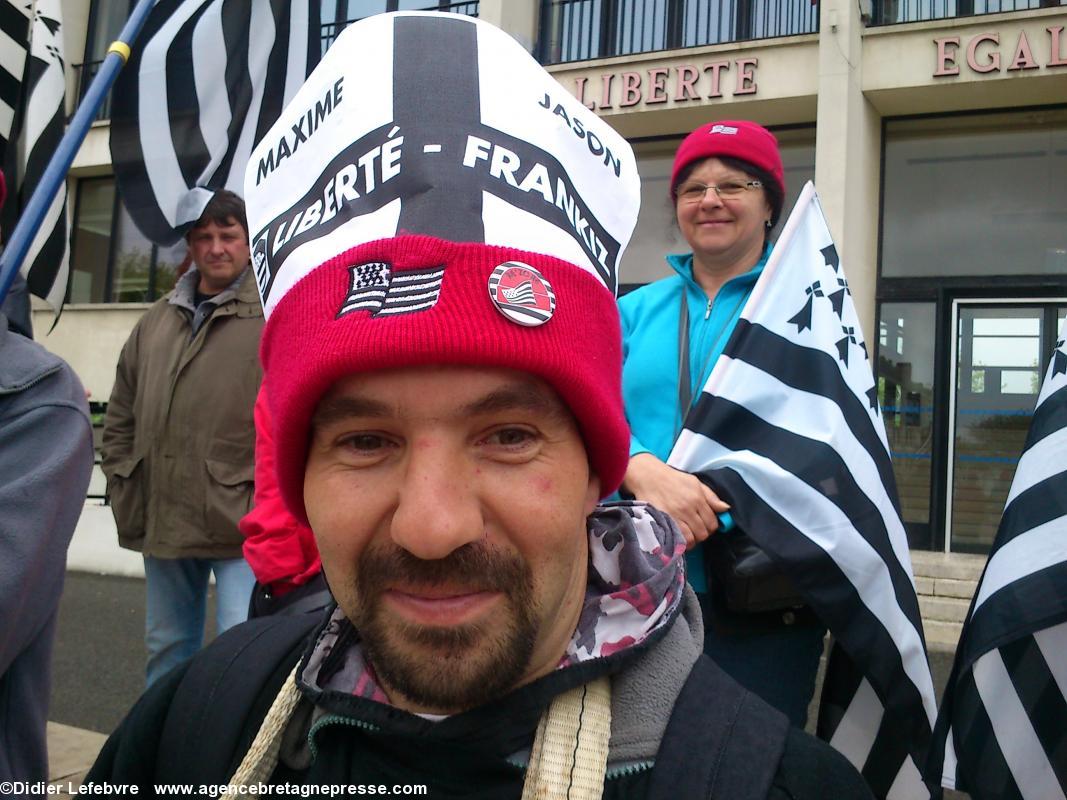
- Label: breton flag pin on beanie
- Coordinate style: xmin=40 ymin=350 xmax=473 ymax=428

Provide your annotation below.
xmin=245 ymin=11 xmax=642 ymax=518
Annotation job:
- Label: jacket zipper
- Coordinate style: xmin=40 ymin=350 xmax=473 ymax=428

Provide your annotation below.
xmin=0 ymin=363 xmax=62 ymax=395
xmin=604 ymin=759 xmax=655 ymax=779
xmin=307 ymin=714 xmax=380 ymax=762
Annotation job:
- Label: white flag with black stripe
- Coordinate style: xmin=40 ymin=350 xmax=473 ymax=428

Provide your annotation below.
xmin=669 ymin=182 xmax=937 ymax=800
xmin=0 ymin=0 xmax=30 ymax=159
xmin=0 ymin=0 xmax=69 ymax=311
xmin=110 ymin=0 xmax=321 ymax=245
xmin=928 ymin=318 xmax=1067 ymax=799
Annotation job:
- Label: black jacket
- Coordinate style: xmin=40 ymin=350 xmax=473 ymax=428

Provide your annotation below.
xmin=87 ymin=597 xmax=873 ymax=799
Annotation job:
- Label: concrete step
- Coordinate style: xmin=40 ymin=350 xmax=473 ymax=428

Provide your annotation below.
xmin=910 ymin=551 xmax=986 ymax=582
xmin=920 ymin=595 xmax=970 ymax=624
xmin=924 ymin=618 xmax=964 ymax=648
xmin=932 ymin=577 xmax=978 ymax=600
xmin=910 ymin=552 xmax=983 ymax=649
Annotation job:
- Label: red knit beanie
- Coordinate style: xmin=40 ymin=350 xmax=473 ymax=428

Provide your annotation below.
xmin=262 ymin=234 xmax=628 ymax=521
xmin=670 ymin=120 xmax=785 ymax=198
xmin=245 ymin=12 xmax=641 ymax=523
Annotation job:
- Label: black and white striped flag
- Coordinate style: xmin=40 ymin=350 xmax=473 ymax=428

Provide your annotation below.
xmin=0 ymin=1 xmax=30 ymax=160
xmin=0 ymin=0 xmax=69 ymax=311
xmin=928 ymin=318 xmax=1067 ymax=800
xmin=669 ymin=182 xmax=938 ymax=799
xmin=338 ymin=262 xmax=445 ymax=318
xmin=110 ymin=0 xmax=321 ymax=245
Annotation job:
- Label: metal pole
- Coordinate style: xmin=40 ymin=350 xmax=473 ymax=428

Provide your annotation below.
xmin=0 ymin=0 xmax=159 ymax=308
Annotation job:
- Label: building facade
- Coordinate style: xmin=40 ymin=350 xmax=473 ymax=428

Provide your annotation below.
xmin=38 ymin=0 xmax=1067 ymax=558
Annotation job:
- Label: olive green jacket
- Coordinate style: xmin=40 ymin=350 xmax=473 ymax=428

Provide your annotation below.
xmin=101 ymin=268 xmax=263 ymax=559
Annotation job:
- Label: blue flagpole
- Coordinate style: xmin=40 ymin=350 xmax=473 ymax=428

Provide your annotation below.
xmin=0 ymin=0 xmax=159 ymax=309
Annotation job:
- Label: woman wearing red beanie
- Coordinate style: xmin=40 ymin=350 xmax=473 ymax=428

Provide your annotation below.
xmin=618 ymin=120 xmax=825 ymax=726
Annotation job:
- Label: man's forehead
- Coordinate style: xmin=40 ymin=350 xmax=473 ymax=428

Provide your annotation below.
xmin=311 ymin=366 xmax=575 ymax=427
xmin=191 ymin=217 xmax=244 ymax=234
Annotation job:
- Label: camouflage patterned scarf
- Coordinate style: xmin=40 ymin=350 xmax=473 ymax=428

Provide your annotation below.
xmin=305 ymin=501 xmax=687 ymax=707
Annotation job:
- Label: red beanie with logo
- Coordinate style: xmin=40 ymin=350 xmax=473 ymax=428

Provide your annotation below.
xmin=670 ymin=120 xmax=785 ymax=198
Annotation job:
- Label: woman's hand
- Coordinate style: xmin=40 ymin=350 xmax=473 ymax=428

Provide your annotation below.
xmin=622 ymin=453 xmax=730 ymax=550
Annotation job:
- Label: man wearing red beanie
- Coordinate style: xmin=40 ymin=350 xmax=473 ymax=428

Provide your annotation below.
xmin=87 ymin=12 xmax=871 ymax=799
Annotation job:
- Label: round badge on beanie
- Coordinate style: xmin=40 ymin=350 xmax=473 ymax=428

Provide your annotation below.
xmin=669 ymin=120 xmax=785 ymax=199
xmin=488 ymin=262 xmax=556 ymax=327
xmin=244 ymin=11 xmax=642 ymax=520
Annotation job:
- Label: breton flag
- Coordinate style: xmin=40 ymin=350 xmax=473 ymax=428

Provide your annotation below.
xmin=337 ymin=262 xmax=445 ymax=319
xmin=109 ymin=0 xmax=321 ymax=245
xmin=927 ymin=318 xmax=1067 ymax=800
xmin=0 ymin=1 xmax=29 ymax=159
xmin=0 ymin=0 xmax=69 ymax=311
xmin=670 ymin=182 xmax=938 ymax=799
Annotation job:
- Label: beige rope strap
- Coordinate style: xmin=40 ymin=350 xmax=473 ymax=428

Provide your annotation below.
xmin=227 ymin=662 xmax=304 ymax=787
xmin=520 ymin=676 xmax=613 ymax=800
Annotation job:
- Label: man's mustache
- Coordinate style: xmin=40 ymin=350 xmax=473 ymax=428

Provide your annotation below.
xmin=357 ymin=541 xmax=531 ymax=596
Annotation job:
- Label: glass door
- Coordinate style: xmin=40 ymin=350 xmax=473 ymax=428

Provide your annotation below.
xmin=947 ymin=302 xmax=1066 ymax=554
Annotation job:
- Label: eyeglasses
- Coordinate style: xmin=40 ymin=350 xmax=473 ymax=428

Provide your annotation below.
xmin=675 ymin=179 xmax=763 ymax=203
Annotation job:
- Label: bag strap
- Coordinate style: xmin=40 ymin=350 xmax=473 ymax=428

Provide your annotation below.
xmin=158 ymin=612 xmax=321 ymax=786
xmin=521 ymin=676 xmax=612 ymax=800
xmin=646 ymin=655 xmax=789 ymax=800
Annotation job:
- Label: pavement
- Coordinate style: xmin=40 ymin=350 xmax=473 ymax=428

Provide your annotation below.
xmin=45 ymin=571 xmax=966 ymax=796
xmin=45 ymin=571 xmax=220 ymax=793
xmin=44 ymin=723 xmax=108 ymax=798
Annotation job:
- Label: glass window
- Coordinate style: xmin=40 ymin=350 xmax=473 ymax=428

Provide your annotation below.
xmin=877 ymin=302 xmax=937 ymax=549
xmin=623 ymin=130 xmax=815 ymax=287
xmin=69 ymin=178 xmax=116 ymax=304
xmin=153 ymin=241 xmax=188 ymax=299
xmin=950 ymin=305 xmax=1046 ymax=553
xmin=615 ymin=0 xmax=668 ymax=54
xmin=110 ymin=208 xmax=158 ymax=303
xmin=85 ymin=0 xmax=131 ymax=62
xmin=69 ymin=176 xmax=183 ymax=304
xmin=882 ymin=110 xmax=1067 ymax=279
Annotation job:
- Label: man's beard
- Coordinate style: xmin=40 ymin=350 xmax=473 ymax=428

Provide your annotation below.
xmin=350 ymin=542 xmax=539 ymax=712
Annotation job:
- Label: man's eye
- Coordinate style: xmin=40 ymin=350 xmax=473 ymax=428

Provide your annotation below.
xmin=342 ymin=433 xmax=388 ymax=452
xmin=486 ymin=428 xmax=535 ymax=448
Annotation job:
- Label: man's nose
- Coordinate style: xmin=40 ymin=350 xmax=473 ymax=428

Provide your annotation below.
xmin=389 ymin=439 xmax=484 ymax=561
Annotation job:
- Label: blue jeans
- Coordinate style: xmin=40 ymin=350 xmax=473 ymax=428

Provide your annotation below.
xmin=143 ymin=556 xmax=256 ymax=687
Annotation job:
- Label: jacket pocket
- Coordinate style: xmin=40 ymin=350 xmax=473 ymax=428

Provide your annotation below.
xmin=108 ymin=456 xmax=146 ymax=545
xmin=204 ymin=457 xmax=255 ymax=540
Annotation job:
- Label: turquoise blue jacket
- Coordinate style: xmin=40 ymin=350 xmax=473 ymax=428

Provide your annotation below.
xmin=618 ymin=249 xmax=768 ymax=591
